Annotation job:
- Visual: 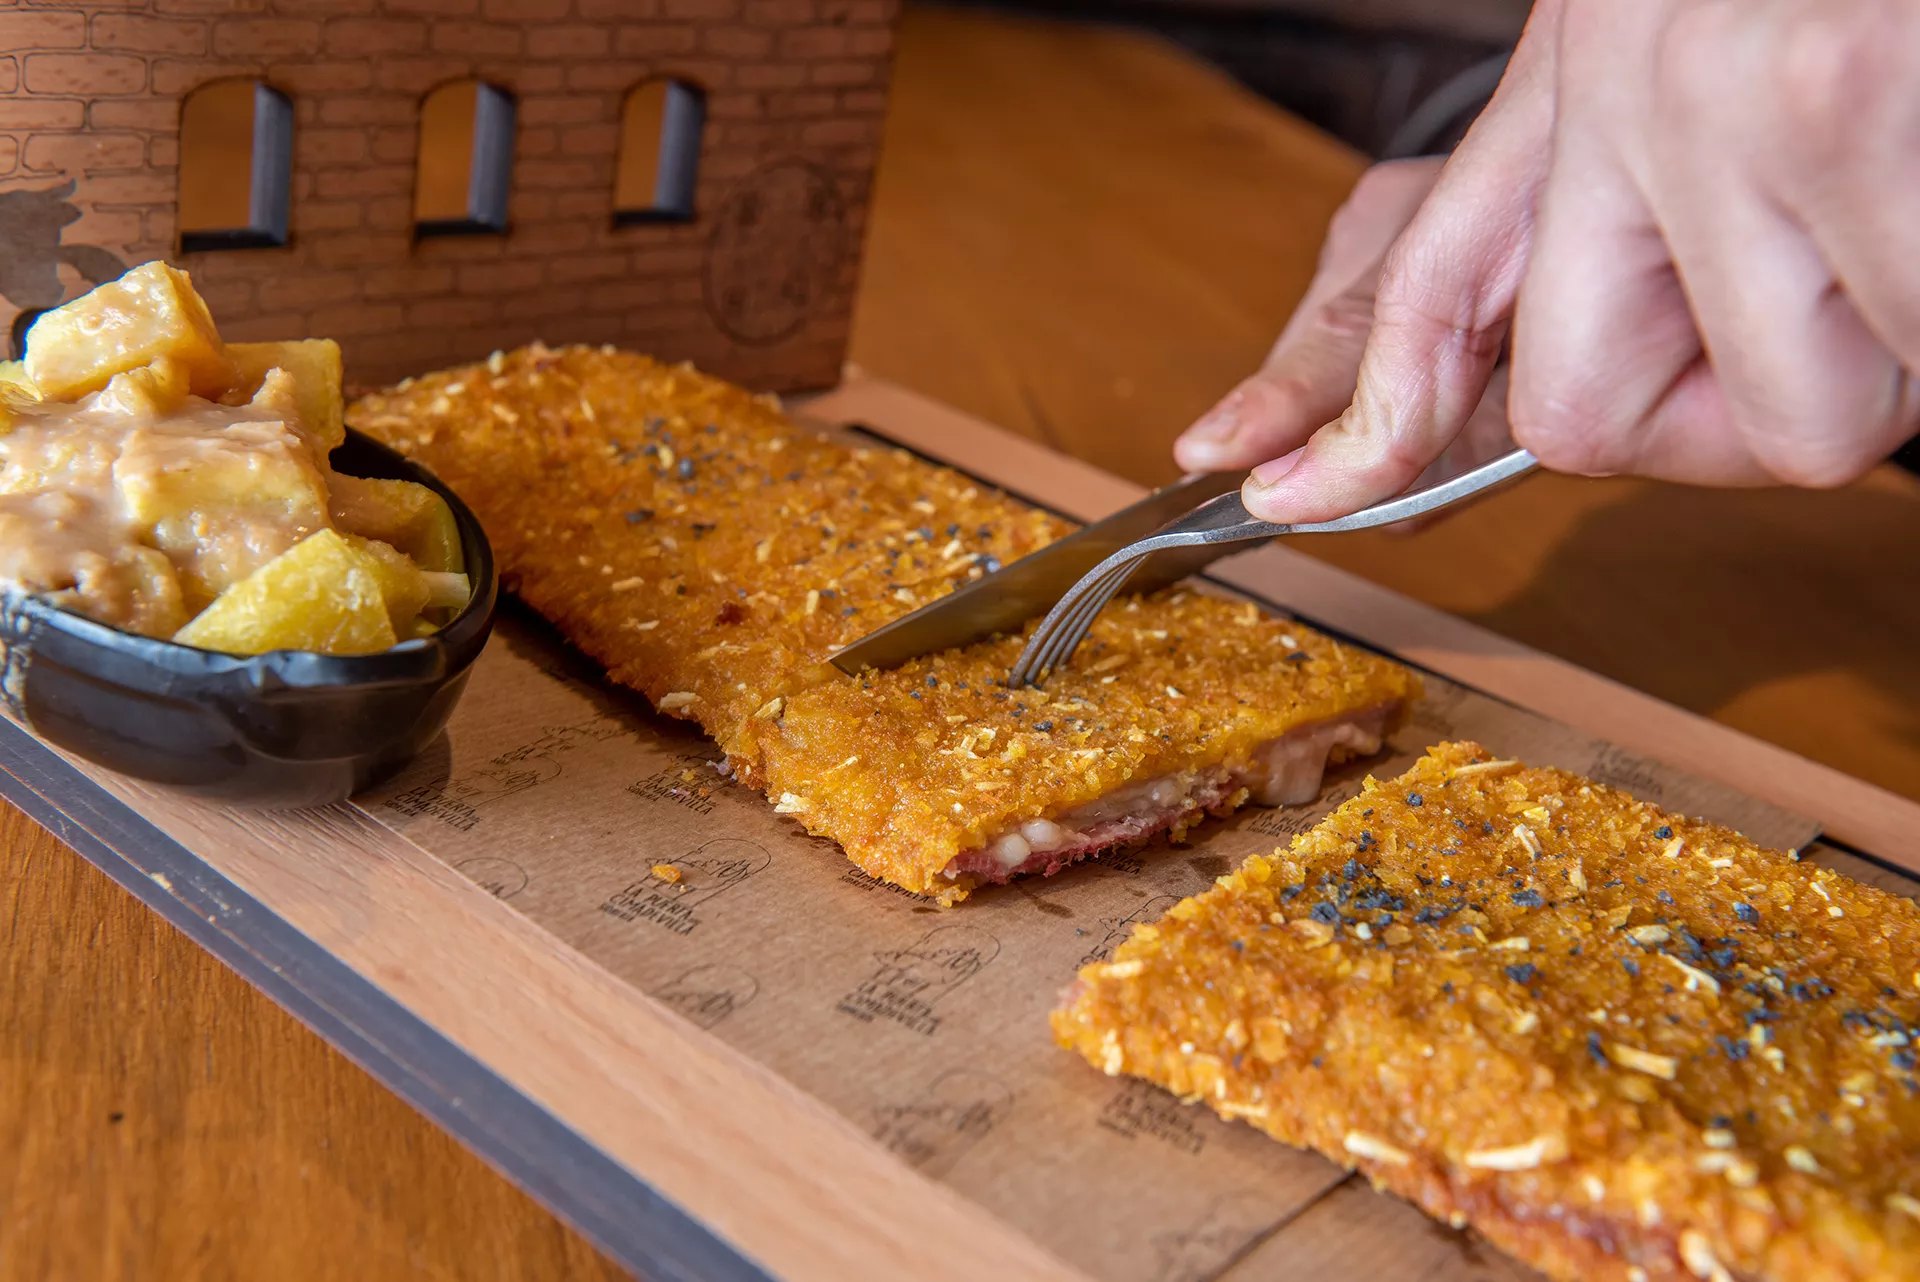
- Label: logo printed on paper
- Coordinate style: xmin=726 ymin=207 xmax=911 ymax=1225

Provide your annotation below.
xmin=1079 ymin=894 xmax=1180 ymax=968
xmin=837 ymin=925 xmax=999 ymax=1036
xmin=599 ymin=838 xmax=771 ymax=936
xmin=871 ymin=1069 xmax=1014 ymax=1178
xmin=452 ymin=856 xmax=529 ymax=900
xmin=1097 ymin=1078 xmax=1207 ymax=1156
xmin=385 ymin=716 xmax=632 ymax=830
xmin=627 ymin=752 xmax=723 ymax=816
xmin=655 ymin=964 xmax=760 ymax=1030
xmin=837 ymin=864 xmax=934 ymax=902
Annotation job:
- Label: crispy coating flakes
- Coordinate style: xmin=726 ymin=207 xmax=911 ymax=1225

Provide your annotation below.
xmin=1053 ymin=742 xmax=1920 ymax=1282
xmin=349 ymin=345 xmax=1417 ymax=900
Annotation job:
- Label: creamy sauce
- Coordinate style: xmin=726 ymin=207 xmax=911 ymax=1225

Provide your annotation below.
xmin=0 ymin=368 xmax=330 ymax=637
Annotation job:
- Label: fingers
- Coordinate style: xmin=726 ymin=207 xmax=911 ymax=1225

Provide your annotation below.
xmin=1757 ymin=1 xmax=1920 ymax=376
xmin=1504 ymin=31 xmax=1760 ymax=482
xmin=1175 ymin=157 xmax=1446 ymax=472
xmin=1510 ymin=133 xmax=1805 ymax=485
xmin=1716 ymin=0 xmax=1920 ymax=479
xmin=1382 ymin=363 xmax=1515 ymax=535
xmin=1653 ymin=164 xmax=1917 ymax=487
xmin=1513 ymin=0 xmax=1920 ymax=488
xmin=1242 ymin=2 xmax=1562 ymax=523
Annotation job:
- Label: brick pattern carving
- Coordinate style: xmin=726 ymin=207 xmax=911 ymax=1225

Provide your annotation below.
xmin=0 ymin=0 xmax=896 ymax=390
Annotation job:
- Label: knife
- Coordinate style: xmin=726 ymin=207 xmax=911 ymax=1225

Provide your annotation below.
xmin=827 ymin=470 xmax=1247 ymax=674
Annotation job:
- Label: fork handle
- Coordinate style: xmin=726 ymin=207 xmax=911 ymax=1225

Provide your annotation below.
xmin=1150 ymin=445 xmax=1539 ymax=546
xmin=1289 ymin=446 xmax=1539 ymax=534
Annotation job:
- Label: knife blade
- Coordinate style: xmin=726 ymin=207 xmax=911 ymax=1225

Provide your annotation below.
xmin=826 ymin=470 xmax=1247 ymax=674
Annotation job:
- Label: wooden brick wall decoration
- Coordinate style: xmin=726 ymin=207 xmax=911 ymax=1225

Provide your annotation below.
xmin=0 ymin=0 xmax=899 ymax=392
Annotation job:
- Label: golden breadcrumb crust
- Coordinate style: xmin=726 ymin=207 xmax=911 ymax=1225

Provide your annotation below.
xmin=349 ymin=345 xmax=1417 ymax=899
xmin=1054 ymin=742 xmax=1920 ymax=1282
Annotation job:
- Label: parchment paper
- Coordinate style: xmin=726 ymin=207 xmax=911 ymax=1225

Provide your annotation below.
xmin=358 ymin=584 xmax=1833 ymax=1282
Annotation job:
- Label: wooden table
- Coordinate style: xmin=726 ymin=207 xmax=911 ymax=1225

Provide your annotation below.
xmin=4 ymin=5 xmax=1917 ymax=1278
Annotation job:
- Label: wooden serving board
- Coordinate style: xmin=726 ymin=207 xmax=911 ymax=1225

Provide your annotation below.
xmin=6 ymin=375 xmax=1920 ymax=1282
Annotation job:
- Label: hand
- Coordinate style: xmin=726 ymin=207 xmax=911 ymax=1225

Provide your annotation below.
xmin=1174 ymin=156 xmax=1519 ymax=527
xmin=1197 ymin=0 xmax=1920 ymax=524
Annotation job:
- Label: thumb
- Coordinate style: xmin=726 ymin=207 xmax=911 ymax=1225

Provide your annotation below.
xmin=1242 ymin=2 xmax=1559 ymax=523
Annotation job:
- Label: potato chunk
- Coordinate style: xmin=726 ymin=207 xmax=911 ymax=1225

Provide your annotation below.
xmin=0 ymin=360 xmax=37 ymax=400
xmin=115 ymin=411 xmax=331 ymax=606
xmin=47 ymin=544 xmax=189 ymax=639
xmin=174 ymin=529 xmax=396 ymax=656
xmin=328 ymin=473 xmax=463 ymax=572
xmin=90 ymin=356 xmax=192 ymax=420
xmin=0 ymin=361 xmax=40 ymax=432
xmin=24 ymin=262 xmax=233 ymax=401
xmin=344 ymin=534 xmax=430 ymax=631
xmin=225 ymin=339 xmax=345 ymax=454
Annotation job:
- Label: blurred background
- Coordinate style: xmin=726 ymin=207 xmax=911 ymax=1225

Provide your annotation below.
xmin=951 ymin=0 xmax=1524 ymax=156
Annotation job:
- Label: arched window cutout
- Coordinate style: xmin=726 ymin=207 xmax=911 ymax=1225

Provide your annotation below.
xmin=614 ymin=79 xmax=705 ymax=225
xmin=178 ymin=80 xmax=293 ymax=253
xmin=415 ymin=80 xmax=516 ymax=237
xmin=9 ymin=309 xmax=47 ymax=361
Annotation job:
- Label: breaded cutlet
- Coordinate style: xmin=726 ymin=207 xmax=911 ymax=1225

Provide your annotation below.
xmin=1053 ymin=741 xmax=1920 ymax=1282
xmin=349 ymin=345 xmax=1419 ymax=901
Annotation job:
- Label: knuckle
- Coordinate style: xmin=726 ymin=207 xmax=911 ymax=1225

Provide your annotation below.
xmin=1239 ymin=372 xmax=1305 ymax=421
xmin=1309 ymin=286 xmax=1375 ymax=343
xmin=1652 ymin=1 xmax=1738 ymax=121
xmin=1375 ymin=430 xmax=1440 ymax=484
xmin=1237 ymin=369 xmax=1334 ymax=436
xmin=1332 ymin=388 xmax=1438 ymax=487
xmin=1767 ymin=2 xmax=1905 ymax=155
xmin=1509 ymin=389 xmax=1618 ymax=475
xmin=1747 ymin=433 xmax=1875 ymax=489
xmin=1374 ymin=233 xmax=1516 ymax=344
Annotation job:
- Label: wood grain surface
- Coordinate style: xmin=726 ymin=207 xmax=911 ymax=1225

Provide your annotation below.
xmin=3 ymin=4 xmax=1918 ymax=1281
xmin=0 ymin=805 xmax=631 ymax=1282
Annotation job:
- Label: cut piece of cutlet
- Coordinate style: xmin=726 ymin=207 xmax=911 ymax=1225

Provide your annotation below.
xmin=1053 ymin=741 xmax=1920 ymax=1282
xmin=349 ymin=344 xmax=1419 ymax=901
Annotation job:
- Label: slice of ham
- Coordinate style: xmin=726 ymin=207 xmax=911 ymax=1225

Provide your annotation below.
xmin=942 ymin=703 xmax=1399 ymax=884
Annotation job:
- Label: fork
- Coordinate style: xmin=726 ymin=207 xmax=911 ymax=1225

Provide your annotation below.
xmin=1007 ymin=446 xmax=1539 ymax=686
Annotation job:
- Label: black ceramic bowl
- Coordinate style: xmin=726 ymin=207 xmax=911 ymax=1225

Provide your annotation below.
xmin=0 ymin=429 xmax=497 ymax=808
